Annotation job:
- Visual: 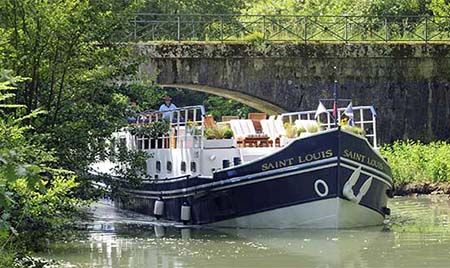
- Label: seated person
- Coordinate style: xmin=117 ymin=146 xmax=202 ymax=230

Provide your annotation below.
xmin=159 ymin=95 xmax=177 ymax=121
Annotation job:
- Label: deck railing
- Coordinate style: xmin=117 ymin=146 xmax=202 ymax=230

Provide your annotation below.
xmin=280 ymin=105 xmax=378 ymax=148
xmin=127 ymin=14 xmax=450 ymax=43
xmin=133 ymin=105 xmax=206 ymax=150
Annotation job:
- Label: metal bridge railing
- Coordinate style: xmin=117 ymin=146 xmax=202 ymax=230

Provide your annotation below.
xmin=127 ymin=14 xmax=450 ymax=43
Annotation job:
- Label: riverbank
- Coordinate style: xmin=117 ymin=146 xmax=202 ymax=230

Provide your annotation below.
xmin=381 ymin=141 xmax=450 ymax=194
xmin=394 ymin=182 xmax=450 ymax=196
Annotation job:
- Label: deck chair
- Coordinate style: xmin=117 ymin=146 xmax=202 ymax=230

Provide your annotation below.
xmin=230 ymin=120 xmax=269 ymax=147
xmin=204 ymin=115 xmax=216 ymax=129
xmin=261 ymin=119 xmax=283 ymax=147
xmin=248 ymin=113 xmax=267 ymax=133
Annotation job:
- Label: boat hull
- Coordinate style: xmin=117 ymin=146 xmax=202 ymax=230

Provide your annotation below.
xmin=210 ymin=197 xmax=384 ymax=229
xmin=116 ymin=128 xmax=393 ymax=229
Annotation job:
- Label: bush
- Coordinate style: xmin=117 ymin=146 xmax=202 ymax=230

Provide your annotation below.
xmin=341 ymin=125 xmax=366 ymax=136
xmin=381 ymin=140 xmax=450 ymax=184
xmin=205 ymin=126 xmax=234 ymax=139
xmin=284 ymin=123 xmax=297 ymax=138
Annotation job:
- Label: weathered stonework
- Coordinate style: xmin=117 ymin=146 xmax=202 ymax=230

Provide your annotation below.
xmin=136 ymin=42 xmax=450 ymax=143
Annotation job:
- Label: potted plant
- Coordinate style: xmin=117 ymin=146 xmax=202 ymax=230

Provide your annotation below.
xmin=129 ymin=120 xmax=170 ymax=148
xmin=203 ymin=126 xmax=235 ymax=148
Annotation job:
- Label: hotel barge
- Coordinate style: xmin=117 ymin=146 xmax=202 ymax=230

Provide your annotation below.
xmin=92 ymin=104 xmax=393 ymax=228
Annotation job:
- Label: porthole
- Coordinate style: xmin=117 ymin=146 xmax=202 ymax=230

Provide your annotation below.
xmin=167 ymin=161 xmax=173 ymax=173
xmin=156 ymin=161 xmax=161 ymax=173
xmin=314 ymin=179 xmax=329 ymax=197
xmin=190 ymin=162 xmax=197 ymax=173
xmin=181 ymin=161 xmax=187 ymax=173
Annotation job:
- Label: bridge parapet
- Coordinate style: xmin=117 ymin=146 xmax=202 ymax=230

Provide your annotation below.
xmin=129 ymin=14 xmax=450 ymax=43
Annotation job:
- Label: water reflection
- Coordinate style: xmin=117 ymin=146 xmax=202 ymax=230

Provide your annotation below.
xmin=39 ymin=196 xmax=450 ymax=268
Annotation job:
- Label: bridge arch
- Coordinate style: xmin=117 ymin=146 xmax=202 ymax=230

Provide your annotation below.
xmin=160 ymin=84 xmax=286 ymax=115
xmin=139 ymin=42 xmax=450 ymax=142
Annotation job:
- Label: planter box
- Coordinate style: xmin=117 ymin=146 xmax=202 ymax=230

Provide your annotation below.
xmin=203 ymin=139 xmax=235 ymax=148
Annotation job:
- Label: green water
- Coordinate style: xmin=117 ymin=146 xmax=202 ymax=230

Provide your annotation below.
xmin=38 ymin=196 xmax=450 ymax=268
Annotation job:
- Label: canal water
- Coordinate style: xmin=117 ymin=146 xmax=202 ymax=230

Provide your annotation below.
xmin=38 ymin=196 xmax=450 ymax=268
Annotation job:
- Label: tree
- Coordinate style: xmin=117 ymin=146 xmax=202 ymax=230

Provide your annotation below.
xmin=0 ymin=0 xmax=144 ymax=176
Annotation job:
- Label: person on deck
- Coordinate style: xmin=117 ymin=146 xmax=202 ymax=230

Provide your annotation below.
xmin=159 ymin=95 xmax=178 ymax=121
xmin=340 ymin=113 xmax=349 ymax=126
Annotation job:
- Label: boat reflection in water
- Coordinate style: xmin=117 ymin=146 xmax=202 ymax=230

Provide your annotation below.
xmin=47 ymin=223 xmax=397 ymax=268
xmin=38 ymin=196 xmax=450 ymax=268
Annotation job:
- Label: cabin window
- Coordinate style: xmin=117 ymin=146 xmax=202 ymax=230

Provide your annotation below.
xmin=144 ymin=138 xmax=149 ymax=150
xmin=166 ymin=161 xmax=173 ymax=173
xmin=181 ymin=161 xmax=186 ymax=173
xmin=156 ymin=161 xmax=161 ymax=173
xmin=190 ymin=161 xmax=197 ymax=173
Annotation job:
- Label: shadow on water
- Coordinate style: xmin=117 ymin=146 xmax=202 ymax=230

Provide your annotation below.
xmin=37 ymin=196 xmax=450 ymax=268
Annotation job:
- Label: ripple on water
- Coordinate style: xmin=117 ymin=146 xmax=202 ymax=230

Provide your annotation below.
xmin=37 ymin=196 xmax=450 ymax=268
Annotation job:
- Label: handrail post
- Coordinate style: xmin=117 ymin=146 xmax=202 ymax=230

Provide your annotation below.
xmin=384 ymin=17 xmax=388 ymax=42
xmin=177 ymin=15 xmax=181 ymax=42
xmin=425 ymin=15 xmax=429 ymax=44
xmin=262 ymin=15 xmax=266 ymax=41
xmin=344 ymin=15 xmax=348 ymax=42
xmin=133 ymin=18 xmax=137 ymax=41
xmin=304 ymin=16 xmax=308 ymax=43
xmin=220 ymin=15 xmax=224 ymax=42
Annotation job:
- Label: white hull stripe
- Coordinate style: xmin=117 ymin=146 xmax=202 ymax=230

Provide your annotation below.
xmin=340 ymin=163 xmax=392 ymax=188
xmin=123 ymin=158 xmax=339 ymax=197
xmin=122 ymin=157 xmax=392 ymax=198
xmin=340 ymin=157 xmax=393 ymax=184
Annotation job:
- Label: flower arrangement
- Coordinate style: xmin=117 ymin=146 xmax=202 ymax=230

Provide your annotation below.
xmin=129 ymin=120 xmax=170 ymax=138
xmin=205 ymin=126 xmax=234 ymax=139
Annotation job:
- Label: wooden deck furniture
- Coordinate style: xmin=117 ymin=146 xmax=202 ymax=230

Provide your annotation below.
xmin=261 ymin=119 xmax=284 ymax=147
xmin=230 ymin=119 xmax=269 ymax=147
xmin=204 ymin=115 xmax=217 ymax=129
xmin=222 ymin=115 xmax=239 ymax=122
xmin=248 ymin=112 xmax=267 ymax=133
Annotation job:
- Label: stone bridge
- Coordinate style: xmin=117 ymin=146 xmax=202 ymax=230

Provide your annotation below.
xmin=136 ymin=42 xmax=450 ymax=142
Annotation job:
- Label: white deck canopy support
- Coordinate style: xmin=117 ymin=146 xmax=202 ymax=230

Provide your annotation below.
xmin=280 ymin=106 xmax=378 ymax=148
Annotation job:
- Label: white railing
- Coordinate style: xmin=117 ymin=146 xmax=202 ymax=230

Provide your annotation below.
xmin=280 ymin=105 xmax=378 ymax=148
xmin=133 ymin=105 xmax=206 ymax=150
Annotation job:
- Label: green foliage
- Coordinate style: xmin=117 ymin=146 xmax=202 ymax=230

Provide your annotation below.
xmin=203 ymin=95 xmax=256 ymax=121
xmin=0 ymin=73 xmax=86 ymax=263
xmin=381 ymin=140 xmax=450 ymax=185
xmin=106 ymin=137 xmax=150 ymax=193
xmin=129 ymin=121 xmax=170 ymax=138
xmin=205 ymin=126 xmax=234 ymax=139
xmin=0 ymin=0 xmax=143 ymax=175
xmin=8 ymin=176 xmax=85 ymax=251
xmin=284 ymin=122 xmax=297 ymax=138
xmin=244 ymin=32 xmax=265 ymax=43
xmin=139 ymin=0 xmax=246 ymax=14
xmin=341 ymin=125 xmax=366 ymax=136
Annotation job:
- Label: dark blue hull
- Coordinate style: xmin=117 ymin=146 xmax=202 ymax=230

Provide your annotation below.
xmin=117 ymin=128 xmax=393 ymax=228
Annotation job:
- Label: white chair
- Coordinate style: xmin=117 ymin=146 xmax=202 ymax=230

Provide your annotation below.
xmin=229 ymin=120 xmax=245 ymax=139
xmin=230 ymin=119 xmax=268 ymax=147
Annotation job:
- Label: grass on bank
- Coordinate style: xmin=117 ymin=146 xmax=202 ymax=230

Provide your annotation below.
xmin=381 ymin=140 xmax=450 ymax=185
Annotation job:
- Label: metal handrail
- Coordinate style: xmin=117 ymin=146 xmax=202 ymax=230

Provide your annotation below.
xmin=125 ymin=14 xmax=450 ymax=43
xmin=133 ymin=105 xmax=206 ymax=150
xmin=280 ymin=105 xmax=378 ymax=148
